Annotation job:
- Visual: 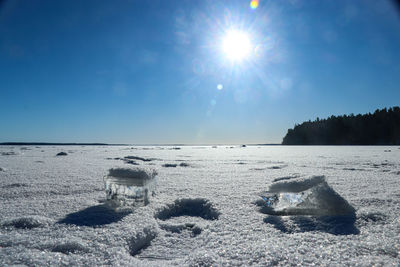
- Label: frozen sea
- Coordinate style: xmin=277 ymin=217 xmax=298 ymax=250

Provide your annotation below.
xmin=0 ymin=145 xmax=399 ymax=266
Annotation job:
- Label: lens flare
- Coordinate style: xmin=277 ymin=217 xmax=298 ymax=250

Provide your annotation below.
xmin=250 ymin=0 xmax=259 ymax=9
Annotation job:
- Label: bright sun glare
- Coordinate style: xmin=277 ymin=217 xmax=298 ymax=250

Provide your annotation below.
xmin=222 ymin=29 xmax=252 ymax=62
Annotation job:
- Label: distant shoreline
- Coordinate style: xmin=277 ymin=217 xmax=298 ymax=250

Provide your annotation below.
xmin=282 ymin=107 xmax=400 ymax=145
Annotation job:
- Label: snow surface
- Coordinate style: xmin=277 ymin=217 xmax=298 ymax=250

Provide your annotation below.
xmin=1 ymin=145 xmax=400 ymax=266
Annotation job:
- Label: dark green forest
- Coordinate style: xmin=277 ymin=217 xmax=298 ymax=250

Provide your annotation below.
xmin=282 ymin=107 xmax=400 ymax=145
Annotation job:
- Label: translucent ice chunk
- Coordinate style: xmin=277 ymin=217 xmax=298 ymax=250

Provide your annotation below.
xmin=104 ymin=167 xmax=157 ymax=207
xmin=261 ymin=176 xmax=355 ymax=216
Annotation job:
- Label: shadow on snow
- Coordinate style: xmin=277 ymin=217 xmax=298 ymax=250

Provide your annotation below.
xmin=57 ymin=204 xmax=131 ymax=227
xmin=263 ymin=214 xmax=359 ymax=235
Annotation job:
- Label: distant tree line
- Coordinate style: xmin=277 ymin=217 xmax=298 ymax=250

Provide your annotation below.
xmin=282 ymin=107 xmax=400 ymax=145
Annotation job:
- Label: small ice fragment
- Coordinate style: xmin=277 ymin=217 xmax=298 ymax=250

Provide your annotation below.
xmin=261 ymin=195 xmax=279 ymax=207
xmin=104 ymin=167 xmax=157 ymax=207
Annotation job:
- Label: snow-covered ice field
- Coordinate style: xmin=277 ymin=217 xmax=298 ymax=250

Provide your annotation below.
xmin=1 ymin=145 xmax=400 ymax=266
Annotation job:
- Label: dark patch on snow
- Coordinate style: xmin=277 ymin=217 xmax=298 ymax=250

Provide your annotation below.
xmin=179 ymin=162 xmax=190 ymax=167
xmin=356 ymin=212 xmax=387 ymax=226
xmin=56 ymin=152 xmax=68 ymax=156
xmin=268 ymin=165 xmax=287 ymax=170
xmin=110 ymin=156 xmax=159 ymax=165
xmin=159 ymin=223 xmax=184 ymax=233
xmin=124 ymin=155 xmax=153 ymax=162
xmin=124 ymin=160 xmax=139 ymax=165
xmin=191 ymin=225 xmax=202 ymax=236
xmin=51 ymin=241 xmax=89 ymax=254
xmin=273 ymin=175 xmax=300 ymax=182
xmin=159 ymin=223 xmax=202 ymax=237
xmin=58 ymin=204 xmax=131 ymax=227
xmin=334 ymin=162 xmax=346 ymax=166
xmin=128 ymin=228 xmax=157 ymax=256
xmin=343 ymin=167 xmax=365 ymax=171
xmin=155 ymin=198 xmax=220 ymax=221
xmin=2 ymin=183 xmax=29 ymax=188
xmin=375 ymin=161 xmax=395 ymax=167
xmin=0 ymin=167 xmax=4 ymax=171
xmin=162 ymin=163 xmax=177 ymax=168
xmin=1 ymin=151 xmax=16 ymax=156
xmin=249 ymin=168 xmax=266 ymax=171
xmin=0 ymin=240 xmax=12 ymax=248
xmin=170 ymin=147 xmax=181 ymax=150
xmin=2 ymin=216 xmax=53 ymax=229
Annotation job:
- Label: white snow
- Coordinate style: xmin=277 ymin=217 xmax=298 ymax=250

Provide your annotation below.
xmin=0 ymin=145 xmax=400 ymax=266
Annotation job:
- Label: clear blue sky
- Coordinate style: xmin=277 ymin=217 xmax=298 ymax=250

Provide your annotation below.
xmin=1 ymin=0 xmax=400 ymax=144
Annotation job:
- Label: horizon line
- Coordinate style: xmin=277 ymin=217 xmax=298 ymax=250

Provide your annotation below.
xmin=0 ymin=142 xmax=281 ymax=146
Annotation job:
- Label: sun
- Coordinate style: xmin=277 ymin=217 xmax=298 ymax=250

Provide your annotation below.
xmin=221 ymin=29 xmax=252 ymax=62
